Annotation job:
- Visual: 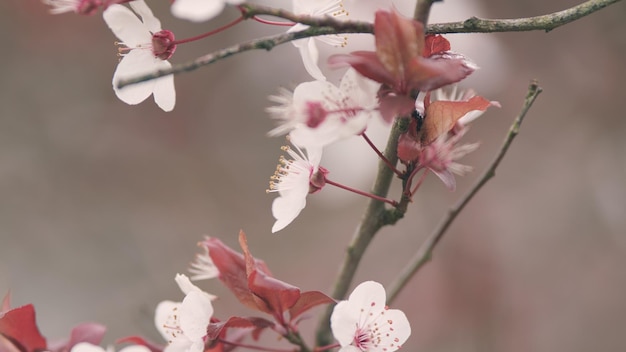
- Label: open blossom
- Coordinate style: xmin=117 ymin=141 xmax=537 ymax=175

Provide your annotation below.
xmin=71 ymin=343 xmax=149 ymax=352
xmin=331 ymin=281 xmax=411 ymax=352
xmin=268 ymin=145 xmax=327 ymax=233
xmin=289 ymin=0 xmax=348 ymax=81
xmin=171 ymin=0 xmax=244 ymax=22
xmin=267 ymin=68 xmax=380 ymax=150
xmin=103 ymin=1 xmax=176 ymax=111
xmin=43 ymin=0 xmax=101 ymax=15
xmin=155 ymin=274 xmax=215 ymax=352
xmin=418 ymin=133 xmax=480 ymax=191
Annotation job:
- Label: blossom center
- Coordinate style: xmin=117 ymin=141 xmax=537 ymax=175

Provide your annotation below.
xmin=152 ymin=30 xmax=177 ymax=60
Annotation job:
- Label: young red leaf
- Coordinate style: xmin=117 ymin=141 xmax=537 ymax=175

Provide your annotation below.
xmin=203 ymin=237 xmax=263 ymax=312
xmin=0 ymin=304 xmax=47 ymax=352
xmin=288 ymin=291 xmax=335 ymax=321
xmin=239 ymin=232 xmax=301 ymax=322
xmin=374 ymin=9 xmax=423 ymax=78
xmin=206 ymin=316 xmax=274 ymax=341
xmin=421 ymin=95 xmax=493 ymax=144
xmin=423 ymin=34 xmax=451 ymax=57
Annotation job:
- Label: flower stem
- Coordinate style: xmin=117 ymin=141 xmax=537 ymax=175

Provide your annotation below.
xmin=361 ymin=132 xmax=403 ymax=177
xmin=386 ymin=81 xmax=543 ymax=304
xmin=172 ymin=16 xmax=244 ymax=45
xmin=314 ymin=116 xmax=408 ymax=347
xmin=325 ymin=178 xmax=398 ymax=207
xmin=252 ymin=15 xmax=295 ymax=26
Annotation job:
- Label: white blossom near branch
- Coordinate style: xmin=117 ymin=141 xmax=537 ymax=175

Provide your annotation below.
xmin=103 ymin=1 xmax=176 ymax=111
xmin=330 ymin=281 xmax=411 ymax=351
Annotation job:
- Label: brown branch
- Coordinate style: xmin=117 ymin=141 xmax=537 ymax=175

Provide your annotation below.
xmin=427 ymin=0 xmax=622 ymax=34
xmin=386 ymin=81 xmax=543 ymax=305
xmin=117 ymin=0 xmax=620 ymax=88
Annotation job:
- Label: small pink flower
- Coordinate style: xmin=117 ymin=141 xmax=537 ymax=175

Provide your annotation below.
xmin=419 ymin=133 xmax=480 ymax=191
xmin=267 ymin=144 xmax=327 ymax=233
xmin=331 ymin=281 xmax=411 ymax=352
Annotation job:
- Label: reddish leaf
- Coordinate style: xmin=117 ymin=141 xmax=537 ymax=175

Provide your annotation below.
xmin=204 ymin=237 xmax=261 ymax=312
xmin=206 ymin=316 xmax=273 ymax=340
xmin=374 ymin=10 xmax=423 ymax=77
xmin=423 ymin=34 xmax=451 ymax=57
xmin=406 ymin=56 xmax=474 ymax=93
xmin=330 ymin=10 xmax=474 ymax=97
xmin=248 ymin=271 xmax=300 ymax=323
xmin=379 ymin=95 xmax=415 ymax=123
xmin=328 ymin=52 xmax=395 ymax=88
xmin=288 ymin=291 xmax=335 ymax=321
xmin=421 ymin=95 xmax=492 ymax=144
xmin=0 ymin=304 xmax=46 ymax=352
xmin=239 ymin=232 xmax=301 ymax=322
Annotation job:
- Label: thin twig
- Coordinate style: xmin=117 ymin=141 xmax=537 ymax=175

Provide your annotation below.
xmin=386 ymin=81 xmax=543 ymax=304
xmin=117 ymin=0 xmax=620 ymax=88
xmin=428 ymin=0 xmax=621 ymax=33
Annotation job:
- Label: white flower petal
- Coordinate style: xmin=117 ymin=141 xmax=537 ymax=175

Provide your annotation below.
xmin=119 ymin=346 xmax=151 ymax=352
xmin=179 ymin=291 xmax=213 ymax=340
xmin=293 ymin=38 xmax=325 ymax=81
xmin=103 ymin=4 xmax=152 ymax=46
xmin=152 ymin=60 xmax=176 ymax=112
xmin=163 ymin=335 xmax=194 ymax=352
xmin=174 ymin=273 xmax=202 ymax=295
xmin=271 ymin=194 xmax=307 ymax=233
xmin=331 ymin=281 xmax=411 ymax=352
xmin=71 ymin=343 xmax=106 ymax=352
xmin=129 ymin=0 xmax=162 ymax=33
xmin=172 ymin=0 xmax=225 ymax=22
xmin=112 ymin=50 xmax=158 ymax=105
xmin=154 ymin=300 xmax=181 ymax=341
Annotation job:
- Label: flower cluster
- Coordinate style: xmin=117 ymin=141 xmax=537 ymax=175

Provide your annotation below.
xmin=31 ymin=0 xmax=508 ymax=350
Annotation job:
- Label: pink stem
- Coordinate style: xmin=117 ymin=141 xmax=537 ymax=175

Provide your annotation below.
xmin=252 ymin=15 xmax=295 ymax=26
xmin=325 ymin=178 xmax=398 ymax=207
xmin=172 ymin=16 xmax=244 ymax=45
xmin=361 ymin=133 xmax=403 ymax=177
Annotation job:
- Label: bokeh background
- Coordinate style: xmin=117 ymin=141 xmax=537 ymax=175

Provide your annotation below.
xmin=2 ymin=0 xmax=626 ymax=351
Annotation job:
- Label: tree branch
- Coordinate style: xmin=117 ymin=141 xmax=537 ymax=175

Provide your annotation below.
xmin=117 ymin=0 xmax=620 ymax=89
xmin=313 ymin=116 xmax=407 ymax=347
xmin=427 ymin=0 xmax=621 ymax=34
xmin=386 ymin=81 xmax=543 ymax=305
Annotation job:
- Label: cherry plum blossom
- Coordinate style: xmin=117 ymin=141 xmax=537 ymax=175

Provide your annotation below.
xmin=330 ymin=281 xmax=411 ymax=352
xmin=103 ymin=1 xmax=176 ymax=111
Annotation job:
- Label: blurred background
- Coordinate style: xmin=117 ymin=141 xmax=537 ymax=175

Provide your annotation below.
xmin=1 ymin=0 xmax=626 ymax=351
